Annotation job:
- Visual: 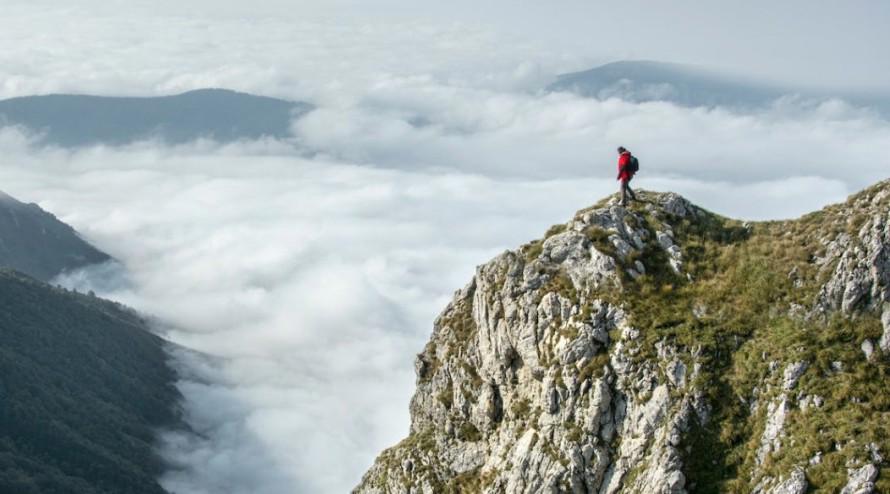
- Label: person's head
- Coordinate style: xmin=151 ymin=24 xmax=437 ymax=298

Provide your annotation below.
xmin=617 ymin=146 xmax=627 ymax=154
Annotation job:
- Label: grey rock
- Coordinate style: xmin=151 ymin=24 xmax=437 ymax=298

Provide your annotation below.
xmin=861 ymin=339 xmax=875 ymax=360
xmin=757 ymin=394 xmax=789 ymax=465
xmin=787 ymin=303 xmax=806 ymax=318
xmin=816 ymin=209 xmax=890 ymax=314
xmin=657 ymin=231 xmax=675 ymax=250
xmin=766 ymin=468 xmax=808 ymax=494
xmin=799 ymin=395 xmax=819 ymax=411
xmin=880 ymin=307 xmax=890 ymax=354
xmin=666 ymin=359 xmax=687 ymax=389
xmin=611 ymin=235 xmax=634 ymax=259
xmin=659 ymin=193 xmax=696 ymax=218
xmin=655 ymin=229 xmax=685 ymax=274
xmin=840 ymin=464 xmax=878 ymax=494
xmin=866 ymin=443 xmax=884 ymax=463
xmin=782 ymin=361 xmax=808 ymax=390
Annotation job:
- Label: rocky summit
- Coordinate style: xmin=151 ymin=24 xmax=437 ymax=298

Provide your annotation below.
xmin=356 ymin=180 xmax=890 ymax=493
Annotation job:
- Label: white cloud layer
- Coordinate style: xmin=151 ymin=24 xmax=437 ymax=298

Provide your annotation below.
xmin=1 ymin=4 xmax=889 ymax=493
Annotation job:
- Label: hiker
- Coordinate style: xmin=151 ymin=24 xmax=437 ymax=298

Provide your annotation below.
xmin=616 ymin=146 xmax=638 ymax=206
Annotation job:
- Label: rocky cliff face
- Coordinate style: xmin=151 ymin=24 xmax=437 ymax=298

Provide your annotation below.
xmin=356 ymin=181 xmax=890 ymax=494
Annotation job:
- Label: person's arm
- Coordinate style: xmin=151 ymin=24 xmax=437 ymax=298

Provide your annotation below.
xmin=617 ymin=154 xmax=627 ymax=180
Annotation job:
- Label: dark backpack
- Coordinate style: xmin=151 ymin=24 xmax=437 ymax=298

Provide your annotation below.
xmin=627 ymin=155 xmax=640 ymax=174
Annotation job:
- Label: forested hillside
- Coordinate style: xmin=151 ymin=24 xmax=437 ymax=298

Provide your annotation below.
xmin=0 ymin=270 xmax=180 ymax=494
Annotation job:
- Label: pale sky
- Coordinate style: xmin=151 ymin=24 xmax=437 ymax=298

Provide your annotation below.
xmin=7 ymin=0 xmax=888 ymax=91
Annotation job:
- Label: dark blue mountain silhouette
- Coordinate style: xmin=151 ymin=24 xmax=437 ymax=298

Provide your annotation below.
xmin=0 ymin=191 xmax=111 ymax=281
xmin=0 ymin=88 xmax=312 ymax=146
xmin=548 ymin=60 xmax=890 ymax=116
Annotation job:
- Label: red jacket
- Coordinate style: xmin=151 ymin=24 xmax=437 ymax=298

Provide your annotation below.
xmin=618 ymin=151 xmax=634 ymax=181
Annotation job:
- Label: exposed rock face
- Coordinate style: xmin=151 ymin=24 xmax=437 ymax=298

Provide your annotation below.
xmin=763 ymin=468 xmax=807 ymax=494
xmin=357 ymin=182 xmax=890 ymax=493
xmin=756 ymin=394 xmax=789 ymax=466
xmin=880 ymin=308 xmax=890 ymax=354
xmin=841 ymin=464 xmax=878 ymax=494
xmin=782 ymin=361 xmax=808 ymax=391
xmin=815 ymin=188 xmax=890 ymax=314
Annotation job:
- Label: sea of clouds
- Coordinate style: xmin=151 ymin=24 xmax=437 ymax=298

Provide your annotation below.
xmin=2 ymin=3 xmax=890 ymax=493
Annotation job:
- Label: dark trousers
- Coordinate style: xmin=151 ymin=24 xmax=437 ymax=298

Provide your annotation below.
xmin=620 ymin=178 xmax=637 ymax=206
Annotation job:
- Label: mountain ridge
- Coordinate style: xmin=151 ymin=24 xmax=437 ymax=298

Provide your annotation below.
xmin=548 ymin=61 xmax=890 ymax=115
xmin=0 ymin=88 xmax=312 ymax=146
xmin=0 ymin=190 xmax=111 ymax=281
xmin=356 ymin=179 xmax=890 ymax=493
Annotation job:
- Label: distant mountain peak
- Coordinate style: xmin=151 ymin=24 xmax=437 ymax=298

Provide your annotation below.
xmin=548 ymin=60 xmax=890 ymax=116
xmin=548 ymin=60 xmax=787 ymax=108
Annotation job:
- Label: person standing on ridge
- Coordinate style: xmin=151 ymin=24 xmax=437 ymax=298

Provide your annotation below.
xmin=616 ymin=146 xmax=638 ymax=207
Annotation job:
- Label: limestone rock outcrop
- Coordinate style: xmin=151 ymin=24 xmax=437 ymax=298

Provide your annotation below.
xmin=356 ymin=181 xmax=890 ymax=493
